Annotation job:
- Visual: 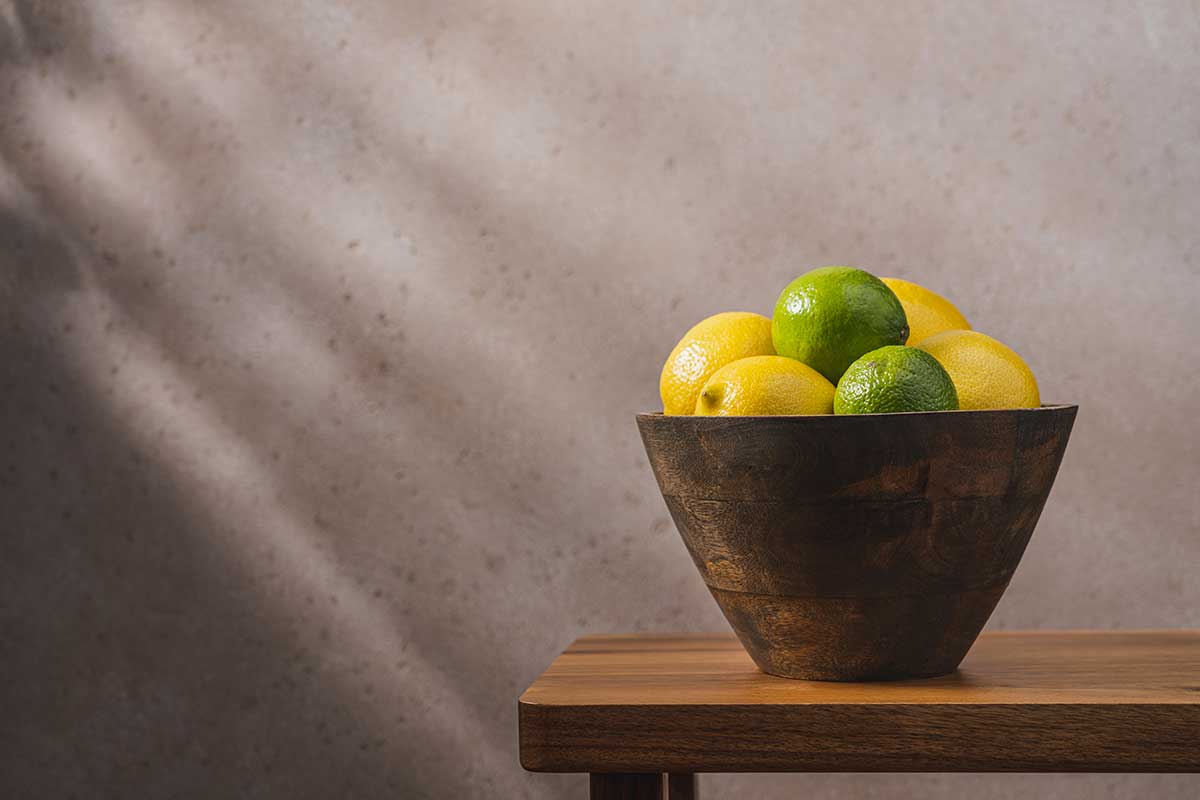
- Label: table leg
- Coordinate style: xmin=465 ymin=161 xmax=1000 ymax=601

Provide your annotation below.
xmin=667 ymin=773 xmax=697 ymax=799
xmin=589 ymin=773 xmax=664 ymax=799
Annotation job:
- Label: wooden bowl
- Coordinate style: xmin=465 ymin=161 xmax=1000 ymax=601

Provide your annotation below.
xmin=637 ymin=406 xmax=1077 ymax=681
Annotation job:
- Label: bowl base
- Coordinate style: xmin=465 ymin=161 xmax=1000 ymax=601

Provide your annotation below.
xmin=712 ymin=583 xmax=1008 ymax=682
xmin=754 ymin=665 xmax=959 ymax=682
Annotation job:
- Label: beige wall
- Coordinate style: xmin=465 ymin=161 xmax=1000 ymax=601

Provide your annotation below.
xmin=2 ymin=1 xmax=1198 ymax=797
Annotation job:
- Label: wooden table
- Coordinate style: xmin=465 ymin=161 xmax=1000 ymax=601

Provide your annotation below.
xmin=519 ymin=631 xmax=1200 ymax=798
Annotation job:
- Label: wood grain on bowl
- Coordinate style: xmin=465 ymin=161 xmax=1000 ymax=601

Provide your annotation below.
xmin=637 ymin=406 xmax=1077 ymax=681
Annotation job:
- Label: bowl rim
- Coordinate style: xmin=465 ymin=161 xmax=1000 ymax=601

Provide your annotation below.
xmin=637 ymin=403 xmax=1077 ymax=421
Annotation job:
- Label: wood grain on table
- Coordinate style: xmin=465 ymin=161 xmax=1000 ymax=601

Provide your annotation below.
xmin=520 ymin=631 xmax=1200 ymax=773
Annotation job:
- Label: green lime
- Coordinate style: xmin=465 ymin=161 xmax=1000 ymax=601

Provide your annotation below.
xmin=771 ymin=266 xmax=909 ymax=383
xmin=834 ymin=346 xmax=959 ymax=414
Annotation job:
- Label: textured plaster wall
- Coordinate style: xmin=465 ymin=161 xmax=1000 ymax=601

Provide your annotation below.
xmin=1 ymin=1 xmax=1198 ymax=798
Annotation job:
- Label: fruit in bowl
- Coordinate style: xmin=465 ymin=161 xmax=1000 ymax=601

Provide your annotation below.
xmin=659 ymin=266 xmax=1039 ymax=416
xmin=695 ymin=356 xmax=834 ymax=417
xmin=644 ymin=266 xmax=1073 ymax=681
xmin=772 ymin=267 xmax=909 ymax=384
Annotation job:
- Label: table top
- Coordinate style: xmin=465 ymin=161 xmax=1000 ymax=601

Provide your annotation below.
xmin=519 ymin=631 xmax=1200 ymax=773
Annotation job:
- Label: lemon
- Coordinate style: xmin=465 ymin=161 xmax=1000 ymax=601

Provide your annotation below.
xmin=695 ymin=356 xmax=834 ymax=416
xmin=916 ymin=330 xmax=1040 ymax=410
xmin=659 ymin=312 xmax=775 ymax=415
xmin=880 ymin=278 xmax=971 ymax=345
xmin=834 ymin=346 xmax=958 ymax=414
xmin=772 ymin=267 xmax=908 ymax=383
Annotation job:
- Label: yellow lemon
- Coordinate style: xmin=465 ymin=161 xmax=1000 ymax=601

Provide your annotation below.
xmin=916 ymin=330 xmax=1040 ymax=410
xmin=660 ymin=312 xmax=775 ymax=415
xmin=695 ymin=356 xmax=834 ymax=416
xmin=881 ymin=277 xmax=971 ymax=345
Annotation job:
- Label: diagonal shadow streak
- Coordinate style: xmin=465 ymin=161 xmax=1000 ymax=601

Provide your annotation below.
xmin=0 ymin=3 xmax=700 ymax=796
xmin=0 ymin=0 xmax=715 ymax=676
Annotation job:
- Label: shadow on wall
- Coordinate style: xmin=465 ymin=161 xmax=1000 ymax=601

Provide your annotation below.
xmin=0 ymin=3 xmax=576 ymax=797
xmin=0 ymin=202 xmax=448 ymax=795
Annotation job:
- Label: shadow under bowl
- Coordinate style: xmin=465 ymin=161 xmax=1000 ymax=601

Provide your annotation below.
xmin=637 ymin=405 xmax=1077 ymax=681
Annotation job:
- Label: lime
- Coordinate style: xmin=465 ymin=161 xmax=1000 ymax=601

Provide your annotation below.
xmin=695 ymin=355 xmax=834 ymax=416
xmin=834 ymin=346 xmax=958 ymax=414
xmin=772 ymin=267 xmax=908 ymax=383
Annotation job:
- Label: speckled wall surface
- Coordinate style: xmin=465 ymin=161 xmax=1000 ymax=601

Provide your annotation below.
xmin=1 ymin=2 xmax=1198 ymax=798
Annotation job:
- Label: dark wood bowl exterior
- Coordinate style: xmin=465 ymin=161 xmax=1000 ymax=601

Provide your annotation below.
xmin=637 ymin=406 xmax=1077 ymax=681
